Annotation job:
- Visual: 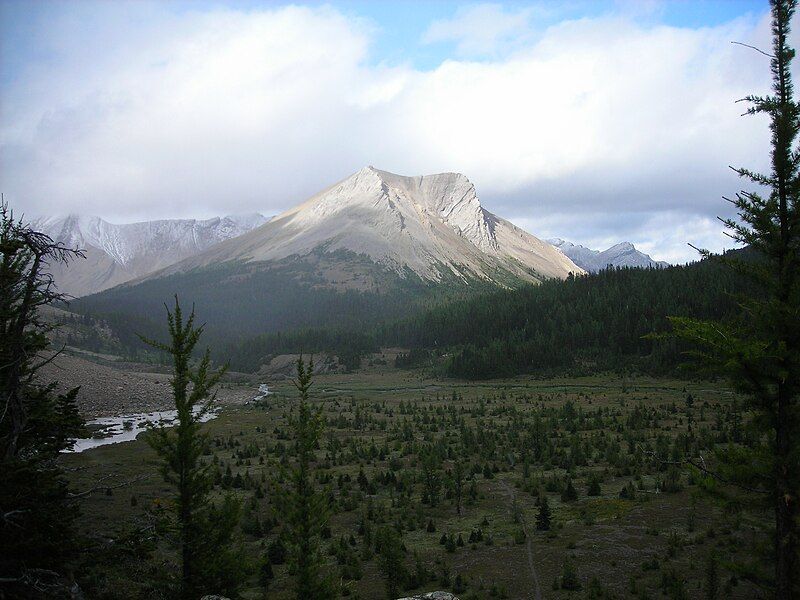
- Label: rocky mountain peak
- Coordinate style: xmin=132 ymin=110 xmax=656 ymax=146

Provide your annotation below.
xmin=607 ymin=241 xmax=635 ymax=253
xmin=549 ymin=238 xmax=667 ymax=273
xmin=369 ymin=167 xmax=497 ymax=253
xmin=160 ymin=167 xmax=581 ymax=285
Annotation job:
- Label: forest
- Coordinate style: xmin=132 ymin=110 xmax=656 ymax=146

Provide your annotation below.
xmin=383 ymin=253 xmax=755 ymax=379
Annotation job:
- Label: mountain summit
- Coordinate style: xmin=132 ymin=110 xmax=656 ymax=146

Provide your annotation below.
xmin=162 ymin=167 xmax=581 ymax=284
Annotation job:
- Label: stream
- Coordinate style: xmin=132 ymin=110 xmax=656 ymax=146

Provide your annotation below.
xmin=66 ymin=384 xmax=271 ymax=453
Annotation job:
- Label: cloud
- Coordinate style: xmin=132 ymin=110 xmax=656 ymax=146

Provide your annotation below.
xmin=0 ymin=2 xmax=784 ymax=262
xmin=421 ymin=3 xmax=541 ymax=57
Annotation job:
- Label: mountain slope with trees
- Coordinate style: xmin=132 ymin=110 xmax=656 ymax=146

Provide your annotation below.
xmin=381 ymin=255 xmax=754 ymax=379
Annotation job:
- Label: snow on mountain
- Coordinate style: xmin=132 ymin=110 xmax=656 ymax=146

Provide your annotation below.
xmin=33 ymin=213 xmax=269 ymax=296
xmin=156 ymin=167 xmax=582 ymax=285
xmin=548 ymin=238 xmax=669 ymax=273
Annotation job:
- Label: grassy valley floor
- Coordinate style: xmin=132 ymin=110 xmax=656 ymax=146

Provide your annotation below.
xmin=62 ymin=371 xmax=763 ymax=599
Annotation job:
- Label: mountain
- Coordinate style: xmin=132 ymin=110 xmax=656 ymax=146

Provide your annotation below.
xmin=151 ymin=167 xmax=581 ymax=286
xmin=548 ymin=238 xmax=668 ymax=273
xmin=71 ymin=167 xmax=582 ymax=360
xmin=33 ymin=213 xmax=269 ymax=296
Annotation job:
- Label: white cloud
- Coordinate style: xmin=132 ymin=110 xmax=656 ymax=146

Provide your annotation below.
xmin=421 ymin=3 xmax=541 ymax=57
xmin=0 ymin=3 xmax=784 ymax=262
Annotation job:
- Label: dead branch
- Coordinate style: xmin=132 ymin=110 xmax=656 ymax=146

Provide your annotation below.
xmin=731 ymin=41 xmax=775 ymax=59
xmin=637 ymin=445 xmax=770 ymax=495
xmin=67 ymin=474 xmax=150 ymax=501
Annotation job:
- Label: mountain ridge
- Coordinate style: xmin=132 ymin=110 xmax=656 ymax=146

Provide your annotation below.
xmin=548 ymin=238 xmax=668 ymax=273
xmin=147 ymin=166 xmax=582 ymax=286
xmin=69 ymin=167 xmax=583 ymax=358
xmin=33 ymin=213 xmax=269 ymax=296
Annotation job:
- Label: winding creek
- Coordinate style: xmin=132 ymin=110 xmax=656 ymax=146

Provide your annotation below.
xmin=66 ymin=384 xmax=271 ymax=453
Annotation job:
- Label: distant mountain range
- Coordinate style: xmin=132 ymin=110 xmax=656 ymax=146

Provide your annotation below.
xmin=51 ymin=167 xmax=683 ymax=372
xmin=33 ymin=170 xmax=671 ymax=302
xmin=33 ymin=167 xmax=676 ymax=306
xmin=33 ymin=213 xmax=268 ymax=296
xmin=548 ymin=238 xmax=668 ymax=273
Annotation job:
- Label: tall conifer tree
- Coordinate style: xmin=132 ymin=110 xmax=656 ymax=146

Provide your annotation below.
xmin=143 ymin=297 xmax=245 ymax=599
xmin=0 ymin=203 xmax=85 ymax=597
xmin=277 ymin=356 xmax=335 ymax=599
xmin=671 ymin=1 xmax=799 ymax=596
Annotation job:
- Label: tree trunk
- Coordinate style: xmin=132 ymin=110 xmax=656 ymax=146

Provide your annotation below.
xmin=774 ymin=383 xmax=796 ymax=600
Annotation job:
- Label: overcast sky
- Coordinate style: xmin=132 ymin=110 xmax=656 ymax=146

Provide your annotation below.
xmin=0 ymin=0 xmax=787 ymax=262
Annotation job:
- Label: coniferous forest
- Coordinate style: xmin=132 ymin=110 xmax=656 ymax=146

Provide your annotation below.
xmin=68 ymin=252 xmax=750 ymax=379
xmin=384 ymin=253 xmax=756 ymax=379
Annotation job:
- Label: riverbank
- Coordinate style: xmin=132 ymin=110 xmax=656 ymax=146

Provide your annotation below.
xmin=38 ymin=350 xmax=257 ymax=418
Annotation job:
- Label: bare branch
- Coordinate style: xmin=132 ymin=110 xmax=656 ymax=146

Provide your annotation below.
xmin=67 ymin=474 xmax=150 ymax=501
xmin=637 ymin=445 xmax=769 ymax=495
xmin=731 ymin=40 xmax=776 ymax=59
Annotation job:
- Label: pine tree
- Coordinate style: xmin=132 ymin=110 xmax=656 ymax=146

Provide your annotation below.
xmin=704 ymin=554 xmax=719 ymax=600
xmin=669 ymin=1 xmax=799 ymax=597
xmin=560 ymin=559 xmax=581 ymax=591
xmin=0 ymin=203 xmax=85 ymax=597
xmin=449 ymin=458 xmax=465 ymax=515
xmin=376 ymin=525 xmax=407 ymax=599
xmin=277 ymin=357 xmax=335 ymax=599
xmin=142 ymin=297 xmax=245 ymax=599
xmin=421 ymin=448 xmax=442 ymax=506
xmin=561 ymin=477 xmax=578 ymax=502
xmin=536 ymin=496 xmax=551 ymax=531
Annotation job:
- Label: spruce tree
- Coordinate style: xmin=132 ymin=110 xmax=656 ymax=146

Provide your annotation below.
xmin=704 ymin=554 xmax=719 ymax=600
xmin=142 ymin=297 xmax=245 ymax=599
xmin=277 ymin=356 xmax=335 ymax=599
xmin=448 ymin=458 xmax=465 ymax=515
xmin=421 ymin=448 xmax=442 ymax=506
xmin=670 ymin=1 xmax=799 ymax=596
xmin=536 ymin=496 xmax=551 ymax=531
xmin=561 ymin=478 xmax=578 ymax=502
xmin=376 ymin=525 xmax=407 ymax=599
xmin=560 ymin=559 xmax=581 ymax=591
xmin=0 ymin=204 xmax=85 ymax=597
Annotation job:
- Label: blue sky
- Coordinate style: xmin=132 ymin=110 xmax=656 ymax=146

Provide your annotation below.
xmin=0 ymin=1 xmax=781 ymax=261
xmin=2 ymin=1 xmax=768 ymax=76
xmin=347 ymin=0 xmax=768 ymax=67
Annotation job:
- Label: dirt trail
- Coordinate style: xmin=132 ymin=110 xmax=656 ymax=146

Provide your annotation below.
xmin=501 ymin=480 xmax=543 ymax=600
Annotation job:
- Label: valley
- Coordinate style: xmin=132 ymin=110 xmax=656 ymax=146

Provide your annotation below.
xmin=63 ymin=365 xmax=762 ymax=599
xmin=5 ymin=2 xmax=799 ymax=599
